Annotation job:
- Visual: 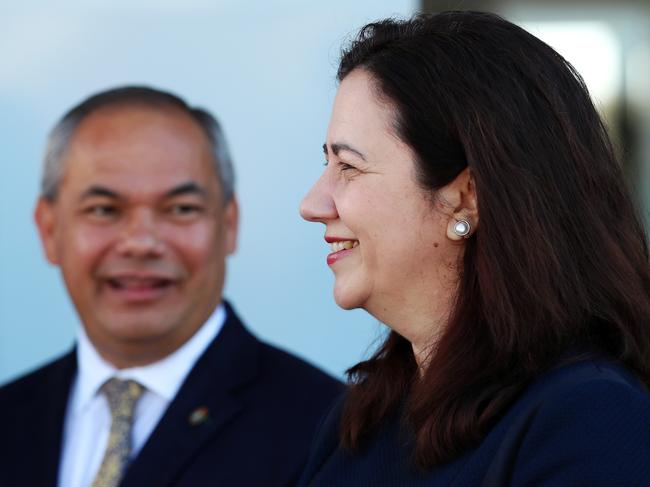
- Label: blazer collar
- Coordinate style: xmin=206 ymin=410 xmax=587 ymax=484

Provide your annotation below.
xmin=120 ymin=301 xmax=261 ymax=487
xmin=22 ymin=350 xmax=77 ymax=487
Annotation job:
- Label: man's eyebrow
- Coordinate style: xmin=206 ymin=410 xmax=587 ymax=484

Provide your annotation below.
xmin=78 ymin=182 xmax=207 ymax=202
xmin=80 ymin=186 xmax=120 ymax=200
xmin=327 ymin=142 xmax=367 ymax=161
xmin=165 ymin=182 xmax=208 ymax=198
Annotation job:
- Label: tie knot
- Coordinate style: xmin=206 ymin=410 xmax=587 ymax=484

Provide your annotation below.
xmin=101 ymin=378 xmax=144 ymax=419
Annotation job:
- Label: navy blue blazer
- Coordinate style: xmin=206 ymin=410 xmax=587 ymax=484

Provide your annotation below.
xmin=0 ymin=302 xmax=344 ymax=487
xmin=299 ymin=358 xmax=650 ymax=486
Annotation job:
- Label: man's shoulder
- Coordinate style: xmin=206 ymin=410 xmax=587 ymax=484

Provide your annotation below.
xmin=220 ymin=301 xmax=343 ymax=394
xmin=0 ymin=350 xmax=75 ymax=406
xmin=256 ymin=338 xmax=343 ymax=393
xmin=235 ymin=336 xmax=345 ymax=450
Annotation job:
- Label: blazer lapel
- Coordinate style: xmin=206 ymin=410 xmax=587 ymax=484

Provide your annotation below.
xmin=121 ymin=304 xmax=260 ymax=487
xmin=22 ymin=350 xmax=77 ymax=487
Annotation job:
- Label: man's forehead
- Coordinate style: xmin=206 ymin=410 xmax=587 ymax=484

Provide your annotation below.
xmin=66 ymin=105 xmax=209 ymax=163
xmin=70 ymin=104 xmax=207 ymax=146
xmin=57 ymin=106 xmax=221 ymax=196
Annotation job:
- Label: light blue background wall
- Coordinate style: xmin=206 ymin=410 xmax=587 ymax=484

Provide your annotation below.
xmin=0 ymin=0 xmax=417 ymax=384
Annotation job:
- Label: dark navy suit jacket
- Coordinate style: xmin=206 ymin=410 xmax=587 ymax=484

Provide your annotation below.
xmin=300 ymin=358 xmax=650 ymax=486
xmin=0 ymin=302 xmax=344 ymax=486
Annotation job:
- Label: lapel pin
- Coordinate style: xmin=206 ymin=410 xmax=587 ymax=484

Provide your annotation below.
xmin=188 ymin=406 xmax=210 ymax=426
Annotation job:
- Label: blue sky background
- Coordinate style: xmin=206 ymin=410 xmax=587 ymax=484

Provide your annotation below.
xmin=0 ymin=0 xmax=417 ymax=384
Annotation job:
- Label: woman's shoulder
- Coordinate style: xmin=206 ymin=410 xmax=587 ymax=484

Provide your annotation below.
xmin=299 ymin=359 xmax=650 ymax=486
xmin=478 ymin=358 xmax=650 ymax=486
xmin=526 ymin=355 xmax=644 ymax=394
xmin=297 ymin=391 xmax=347 ymax=486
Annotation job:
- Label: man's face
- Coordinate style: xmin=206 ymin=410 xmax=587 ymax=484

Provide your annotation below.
xmin=35 ymin=105 xmax=238 ymax=367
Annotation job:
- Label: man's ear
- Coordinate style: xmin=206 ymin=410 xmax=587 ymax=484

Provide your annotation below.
xmin=445 ymin=167 xmax=479 ymax=241
xmin=223 ymin=196 xmax=239 ymax=255
xmin=34 ymin=197 xmax=60 ymax=265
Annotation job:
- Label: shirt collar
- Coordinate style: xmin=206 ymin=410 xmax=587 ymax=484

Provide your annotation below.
xmin=73 ymin=303 xmax=226 ymax=414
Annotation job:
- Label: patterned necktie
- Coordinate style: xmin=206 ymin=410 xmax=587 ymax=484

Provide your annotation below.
xmin=91 ymin=378 xmax=144 ymax=487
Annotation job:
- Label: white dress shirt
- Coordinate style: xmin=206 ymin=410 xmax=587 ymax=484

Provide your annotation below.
xmin=58 ymin=304 xmax=226 ymax=487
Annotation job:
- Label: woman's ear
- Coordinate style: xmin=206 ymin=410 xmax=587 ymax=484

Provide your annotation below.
xmin=445 ymin=168 xmax=479 ymax=241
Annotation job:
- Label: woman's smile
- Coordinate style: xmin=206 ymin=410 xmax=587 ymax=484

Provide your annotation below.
xmin=325 ymin=236 xmax=359 ymax=265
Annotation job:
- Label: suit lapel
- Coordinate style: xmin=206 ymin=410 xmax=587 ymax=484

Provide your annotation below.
xmin=121 ymin=304 xmax=260 ymax=487
xmin=23 ymin=351 xmax=77 ymax=487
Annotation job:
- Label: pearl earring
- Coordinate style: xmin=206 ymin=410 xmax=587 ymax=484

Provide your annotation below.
xmin=453 ymin=219 xmax=471 ymax=238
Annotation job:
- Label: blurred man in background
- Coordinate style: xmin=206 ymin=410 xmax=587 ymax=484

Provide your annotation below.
xmin=0 ymin=86 xmax=342 ymax=487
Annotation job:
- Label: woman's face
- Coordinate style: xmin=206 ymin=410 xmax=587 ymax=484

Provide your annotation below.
xmin=301 ymin=69 xmax=463 ymax=337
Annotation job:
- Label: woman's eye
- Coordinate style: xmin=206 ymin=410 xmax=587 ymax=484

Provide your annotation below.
xmin=338 ymin=162 xmax=359 ymax=174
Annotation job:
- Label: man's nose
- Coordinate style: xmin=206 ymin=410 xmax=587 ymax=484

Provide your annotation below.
xmin=300 ymin=172 xmax=338 ymax=223
xmin=115 ymin=209 xmax=165 ymax=258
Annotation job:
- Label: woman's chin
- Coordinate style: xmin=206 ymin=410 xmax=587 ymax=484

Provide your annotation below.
xmin=333 ymin=284 xmax=367 ymax=310
xmin=334 ymin=299 xmax=358 ymax=311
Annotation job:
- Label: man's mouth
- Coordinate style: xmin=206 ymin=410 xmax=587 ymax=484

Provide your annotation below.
xmin=103 ymin=275 xmax=177 ymax=303
xmin=106 ymin=277 xmax=174 ymax=290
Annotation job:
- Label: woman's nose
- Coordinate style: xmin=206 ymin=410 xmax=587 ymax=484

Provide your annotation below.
xmin=300 ymin=172 xmax=337 ymax=223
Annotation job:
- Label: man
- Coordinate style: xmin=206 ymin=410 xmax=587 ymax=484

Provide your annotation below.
xmin=0 ymin=87 xmax=342 ymax=487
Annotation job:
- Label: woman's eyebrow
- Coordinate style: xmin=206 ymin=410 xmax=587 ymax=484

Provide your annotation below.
xmin=323 ymin=142 xmax=367 ymax=161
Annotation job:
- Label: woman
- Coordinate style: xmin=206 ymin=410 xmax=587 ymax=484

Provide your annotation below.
xmin=299 ymin=11 xmax=650 ymax=486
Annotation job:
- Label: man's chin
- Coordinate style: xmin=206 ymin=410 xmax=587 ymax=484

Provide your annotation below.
xmin=86 ymin=315 xmax=178 ymax=343
xmin=84 ymin=321 xmax=182 ymax=367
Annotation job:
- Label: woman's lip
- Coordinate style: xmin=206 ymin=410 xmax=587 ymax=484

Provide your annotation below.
xmin=327 ymin=247 xmax=355 ymax=265
xmin=325 ymin=236 xmax=356 ymax=243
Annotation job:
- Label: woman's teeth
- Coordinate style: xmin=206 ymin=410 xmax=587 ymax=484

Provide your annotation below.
xmin=330 ymin=240 xmax=359 ymax=252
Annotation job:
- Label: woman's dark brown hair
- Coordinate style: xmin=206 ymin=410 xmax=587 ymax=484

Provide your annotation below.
xmin=338 ymin=11 xmax=650 ymax=468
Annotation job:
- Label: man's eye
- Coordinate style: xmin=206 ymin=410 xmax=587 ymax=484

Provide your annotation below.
xmin=339 ymin=162 xmax=356 ymax=171
xmin=168 ymin=204 xmax=203 ymax=216
xmin=85 ymin=205 xmax=118 ymax=217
